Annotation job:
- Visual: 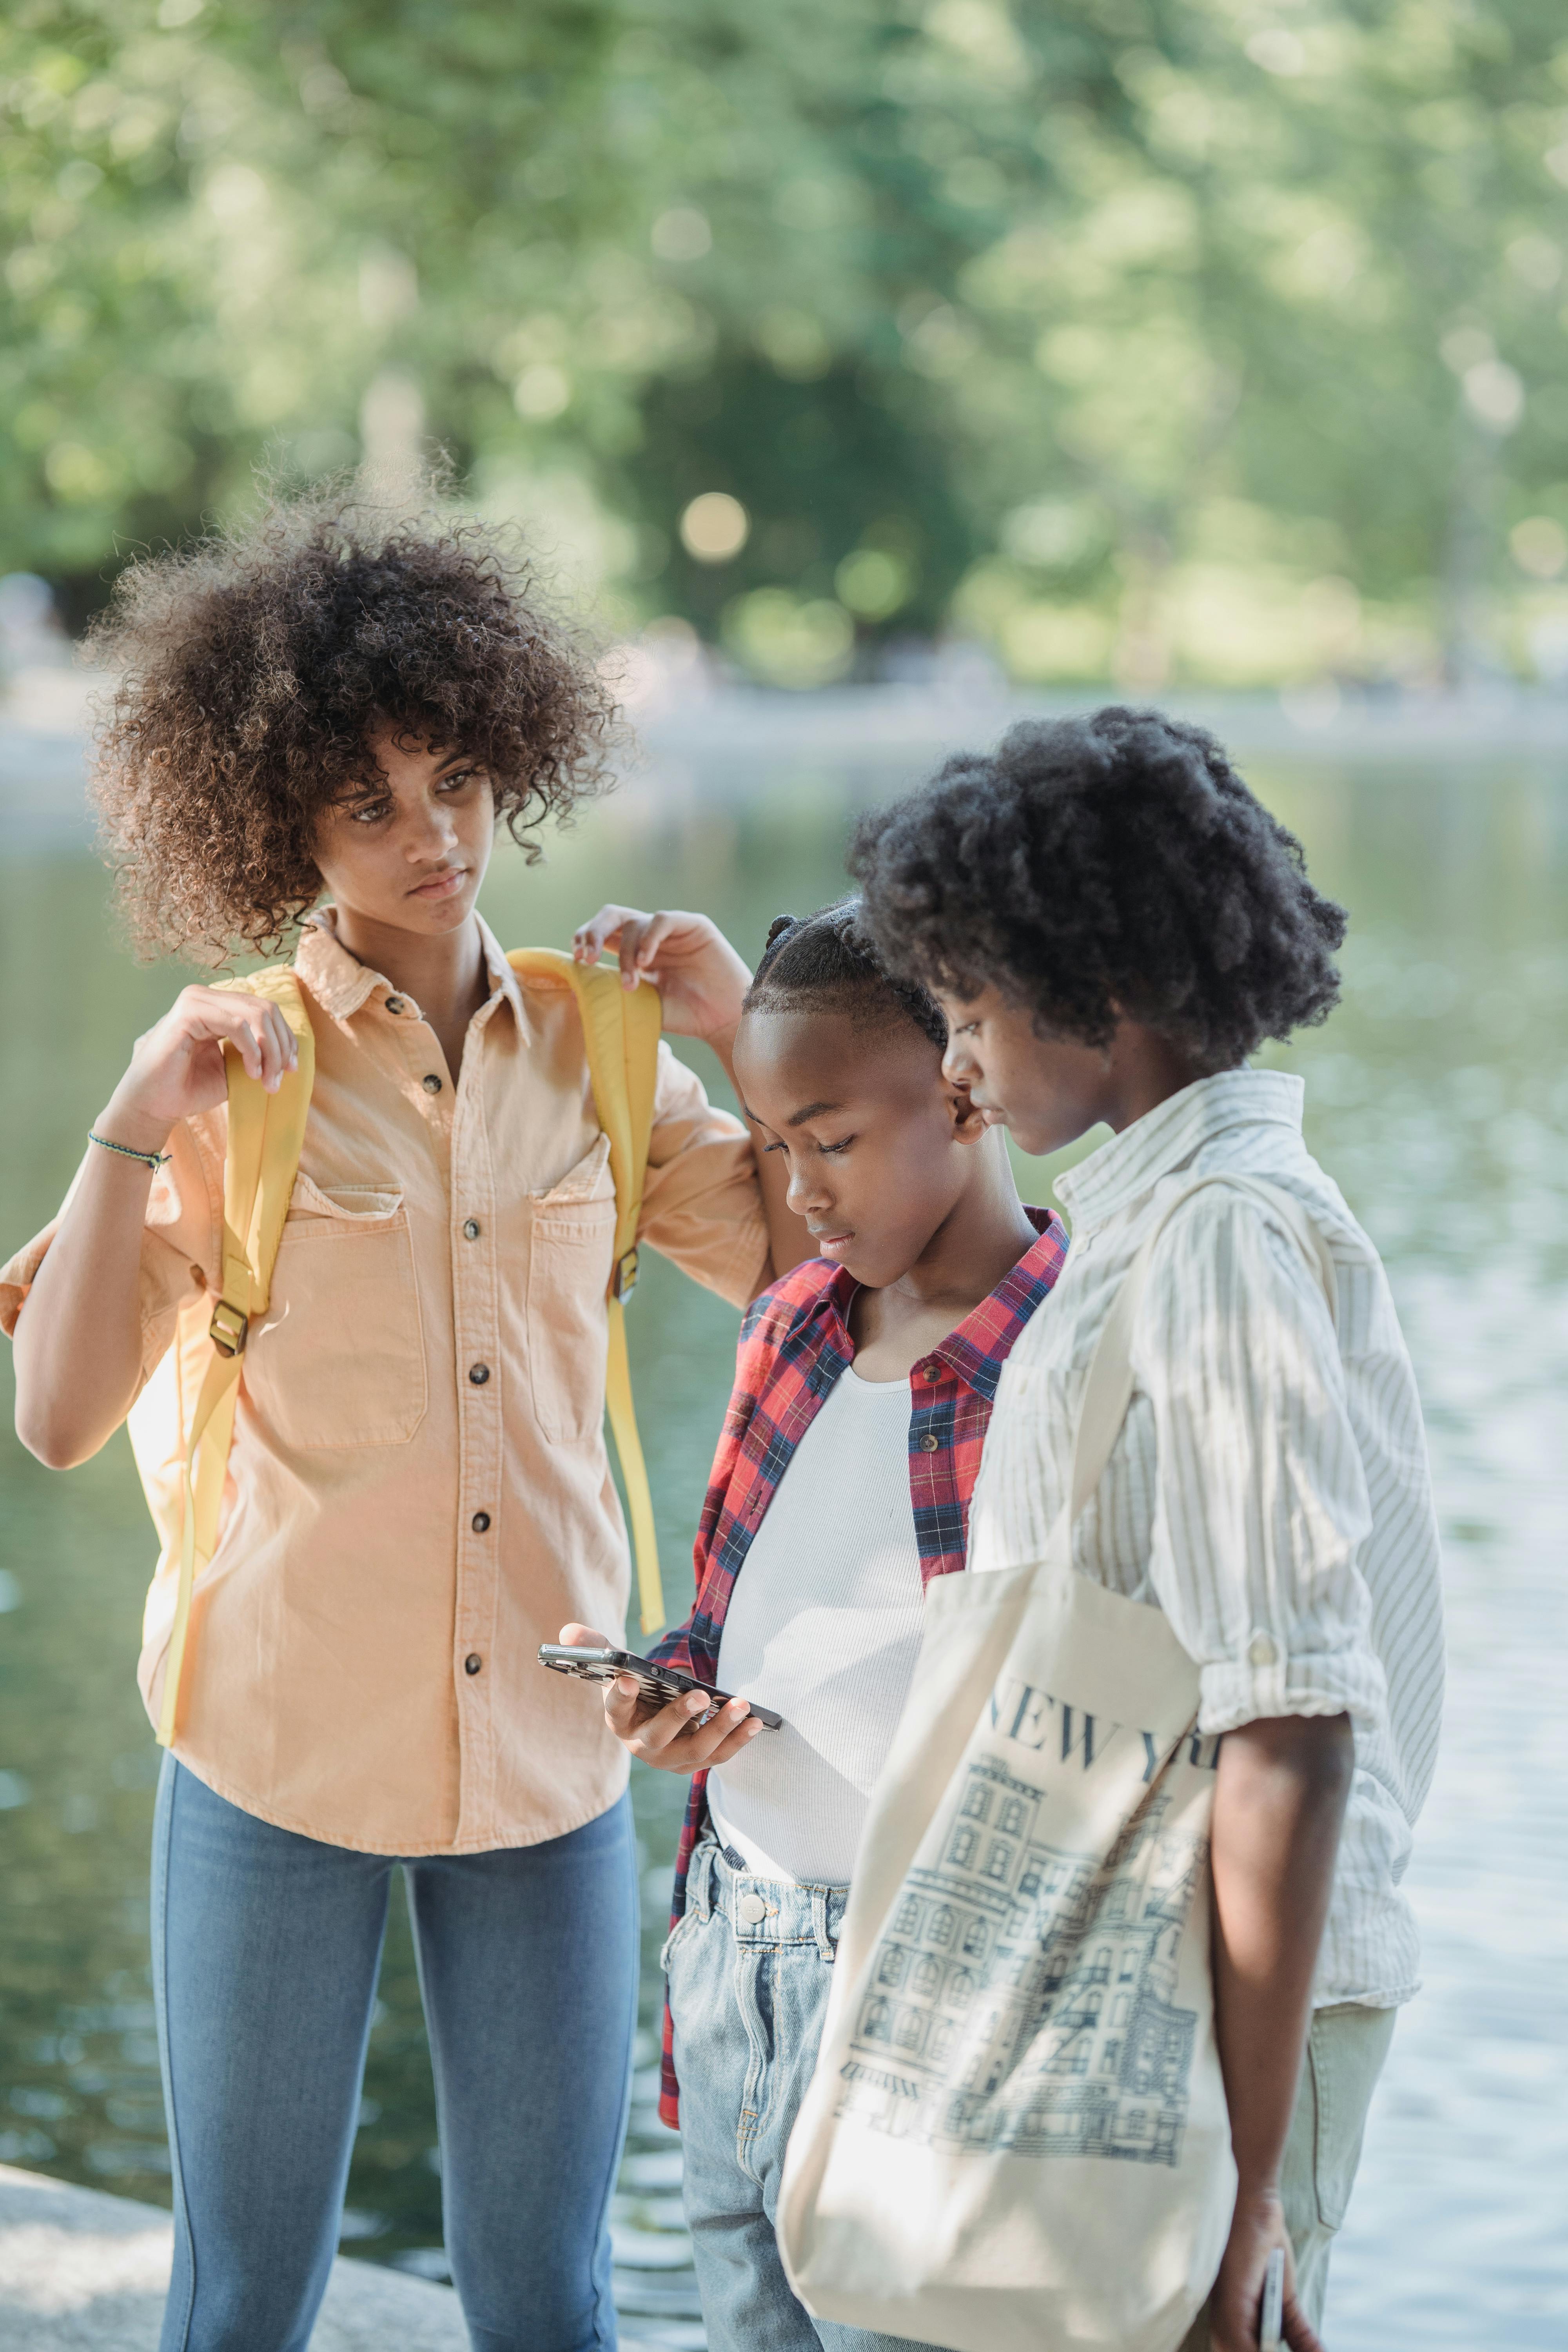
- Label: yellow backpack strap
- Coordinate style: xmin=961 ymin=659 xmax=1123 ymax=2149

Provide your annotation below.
xmin=509 ymin=949 xmax=665 ymax=1633
xmin=156 ymin=970 xmax=314 ymax=1746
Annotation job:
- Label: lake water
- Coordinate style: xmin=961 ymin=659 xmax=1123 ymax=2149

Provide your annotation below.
xmin=1 ymin=735 xmax=1565 ymax=2348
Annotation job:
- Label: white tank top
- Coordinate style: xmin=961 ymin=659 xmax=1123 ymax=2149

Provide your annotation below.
xmin=708 ymin=1366 xmax=924 ymax=1885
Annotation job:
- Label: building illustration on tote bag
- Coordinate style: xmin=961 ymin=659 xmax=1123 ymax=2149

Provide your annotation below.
xmin=839 ymin=1753 xmax=1207 ymax=2166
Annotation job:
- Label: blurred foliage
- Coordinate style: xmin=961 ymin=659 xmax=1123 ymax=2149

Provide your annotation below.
xmin=2 ymin=0 xmax=1568 ymax=684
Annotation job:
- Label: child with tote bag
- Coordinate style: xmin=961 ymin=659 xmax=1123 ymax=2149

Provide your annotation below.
xmin=776 ymin=709 xmax=1443 ymax=2352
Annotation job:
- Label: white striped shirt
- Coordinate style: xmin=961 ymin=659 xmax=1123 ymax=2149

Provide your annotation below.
xmin=969 ymin=1070 xmax=1444 ymax=2005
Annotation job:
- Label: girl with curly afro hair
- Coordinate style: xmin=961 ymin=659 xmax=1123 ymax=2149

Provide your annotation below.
xmin=851 ymin=708 xmax=1442 ymax=2352
xmin=4 ymin=488 xmax=813 ymax=2352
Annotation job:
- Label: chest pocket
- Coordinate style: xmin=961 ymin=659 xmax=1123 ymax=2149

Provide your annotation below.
xmin=243 ymin=1174 xmax=428 ymax=1450
xmin=527 ymin=1136 xmax=617 ymax=1445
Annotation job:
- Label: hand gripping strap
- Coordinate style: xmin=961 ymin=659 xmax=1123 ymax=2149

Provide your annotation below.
xmin=509 ymin=951 xmax=665 ymax=1633
xmin=156 ymin=971 xmax=314 ymax=1746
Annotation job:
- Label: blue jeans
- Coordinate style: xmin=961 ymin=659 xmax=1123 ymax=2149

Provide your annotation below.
xmin=664 ymin=1837 xmax=928 ymax=2352
xmin=151 ymin=1758 xmax=638 ymax=2352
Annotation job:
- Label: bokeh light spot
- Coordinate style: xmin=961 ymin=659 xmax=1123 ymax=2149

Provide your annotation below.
xmin=1510 ymin=518 xmax=1567 ymax=579
xmin=651 ymin=207 xmax=711 ymax=263
xmin=835 ymin=548 xmax=911 ymax=621
xmin=680 ymin=492 xmax=749 ymax=563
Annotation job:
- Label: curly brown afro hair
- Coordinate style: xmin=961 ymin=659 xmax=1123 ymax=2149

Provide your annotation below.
xmin=87 ymin=488 xmax=619 ymax=962
xmin=849 ymin=707 xmax=1347 ymax=1073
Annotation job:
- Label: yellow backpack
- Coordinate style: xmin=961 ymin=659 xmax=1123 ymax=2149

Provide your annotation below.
xmin=130 ymin=951 xmax=665 ymax=1749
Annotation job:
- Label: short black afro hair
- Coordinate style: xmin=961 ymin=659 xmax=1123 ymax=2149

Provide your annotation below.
xmin=744 ymin=898 xmax=947 ymax=1049
xmin=848 ymin=706 xmax=1347 ymax=1073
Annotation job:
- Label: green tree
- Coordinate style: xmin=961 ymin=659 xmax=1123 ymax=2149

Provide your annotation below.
xmin=3 ymin=1 xmax=1566 ymax=681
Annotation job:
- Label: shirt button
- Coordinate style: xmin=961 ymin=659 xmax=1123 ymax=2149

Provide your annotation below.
xmin=469 ymin=1363 xmax=491 ymax=1386
xmin=922 ymin=1361 xmax=941 ymax=1382
xmin=471 ymin=1511 xmax=491 ymax=1533
xmin=423 ymin=1073 xmax=443 ymax=1094
xmin=737 ymin=1891 xmax=769 ymax=1925
xmin=385 ymin=995 xmax=406 ymax=1015
xmin=463 ymin=1219 xmax=481 ymax=1240
xmin=919 ymin=1431 xmax=940 ymax=1452
xmin=465 ymin=1653 xmax=483 ymax=1676
xmin=1247 ymin=1633 xmax=1279 ymax=1669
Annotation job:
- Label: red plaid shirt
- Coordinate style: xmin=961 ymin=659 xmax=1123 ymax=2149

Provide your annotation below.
xmin=647 ymin=1207 xmax=1068 ymax=2126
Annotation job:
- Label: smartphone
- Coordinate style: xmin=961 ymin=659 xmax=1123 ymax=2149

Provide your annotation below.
xmin=537 ymin=1644 xmax=784 ymax=1731
xmin=1258 ymin=2247 xmax=1285 ymax=2352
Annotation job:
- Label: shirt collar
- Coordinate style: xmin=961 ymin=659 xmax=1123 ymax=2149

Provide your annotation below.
xmin=935 ymin=1206 xmax=1069 ymax=1400
xmin=294 ymin=908 xmax=529 ymax=1040
xmin=1054 ymin=1069 xmax=1305 ymax=1237
xmin=803 ymin=1205 xmax=1068 ymax=1404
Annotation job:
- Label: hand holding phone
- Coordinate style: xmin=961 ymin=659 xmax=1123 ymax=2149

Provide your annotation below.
xmin=546 ymin=1625 xmax=779 ymax=1774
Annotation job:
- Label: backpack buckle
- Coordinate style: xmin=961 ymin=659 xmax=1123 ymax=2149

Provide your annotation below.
xmin=209 ymin=1298 xmax=249 ymax=1357
xmin=612 ymin=1247 xmax=639 ymax=1302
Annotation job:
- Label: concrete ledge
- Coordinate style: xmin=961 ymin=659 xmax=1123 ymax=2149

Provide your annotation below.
xmin=0 ymin=2165 xmax=467 ymax=2350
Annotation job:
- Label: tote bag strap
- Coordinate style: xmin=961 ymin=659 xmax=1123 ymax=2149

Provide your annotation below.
xmin=1066 ymin=1171 xmax=1338 ymax=1526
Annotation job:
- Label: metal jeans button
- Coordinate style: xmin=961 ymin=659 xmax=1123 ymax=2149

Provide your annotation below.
xmin=736 ymin=1891 xmax=769 ymax=1926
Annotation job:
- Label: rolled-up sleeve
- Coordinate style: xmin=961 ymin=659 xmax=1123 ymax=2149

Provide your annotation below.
xmin=637 ymin=1042 xmax=769 ymax=1310
xmin=0 ymin=1118 xmax=221 ymax=1397
xmin=1136 ymin=1194 xmax=1388 ymax=1736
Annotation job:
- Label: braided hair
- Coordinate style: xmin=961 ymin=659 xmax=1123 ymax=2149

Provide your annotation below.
xmin=743 ymin=897 xmax=948 ymax=1051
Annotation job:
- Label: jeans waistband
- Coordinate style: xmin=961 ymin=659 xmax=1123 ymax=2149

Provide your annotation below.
xmin=687 ymin=1835 xmax=846 ymax=1961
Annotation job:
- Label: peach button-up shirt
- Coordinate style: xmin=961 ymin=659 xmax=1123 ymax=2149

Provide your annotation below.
xmin=1 ymin=914 xmax=769 ymax=1854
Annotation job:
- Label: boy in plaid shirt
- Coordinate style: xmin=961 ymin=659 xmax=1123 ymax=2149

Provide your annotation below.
xmin=561 ymin=902 xmax=1065 ymax=2352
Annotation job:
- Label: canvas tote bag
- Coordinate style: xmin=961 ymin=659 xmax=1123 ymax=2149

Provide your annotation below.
xmin=778 ymin=1174 xmax=1337 ymax=2352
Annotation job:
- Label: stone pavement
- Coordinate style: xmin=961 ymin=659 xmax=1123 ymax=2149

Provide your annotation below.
xmin=0 ymin=2164 xmax=468 ymax=2350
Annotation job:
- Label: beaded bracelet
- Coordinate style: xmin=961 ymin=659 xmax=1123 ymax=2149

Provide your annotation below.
xmin=87 ymin=1129 xmax=172 ymax=1174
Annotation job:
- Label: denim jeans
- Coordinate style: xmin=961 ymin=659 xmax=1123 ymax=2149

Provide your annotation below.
xmin=151 ymin=1757 xmax=638 ymax=2352
xmin=664 ymin=1837 xmax=929 ymax=2352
